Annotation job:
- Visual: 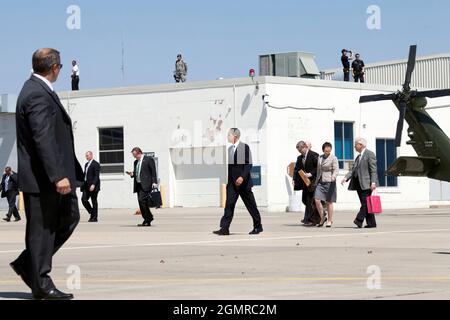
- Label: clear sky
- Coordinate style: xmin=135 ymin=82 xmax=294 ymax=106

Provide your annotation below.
xmin=1 ymin=0 xmax=449 ymax=94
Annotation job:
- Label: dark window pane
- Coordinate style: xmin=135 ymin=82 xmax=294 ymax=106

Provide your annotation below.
xmin=386 ymin=139 xmax=398 ymax=187
xmin=376 ymin=139 xmax=386 ymax=187
xmin=99 ymin=128 xmax=124 ymax=151
xmin=100 ymin=151 xmax=124 ymax=164
xmin=100 ymin=165 xmax=124 ymax=174
xmin=343 ymin=123 xmax=353 ymax=160
xmin=334 ymin=122 xmax=343 ymax=160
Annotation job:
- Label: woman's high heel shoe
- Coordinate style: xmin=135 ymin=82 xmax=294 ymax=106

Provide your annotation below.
xmin=326 ymin=221 xmax=333 ymax=228
xmin=317 ymin=217 xmax=327 ymax=227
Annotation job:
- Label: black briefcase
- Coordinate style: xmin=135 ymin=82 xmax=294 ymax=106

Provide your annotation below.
xmin=148 ymin=188 xmax=162 ymax=209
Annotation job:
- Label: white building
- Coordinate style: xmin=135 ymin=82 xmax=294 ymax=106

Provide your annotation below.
xmin=1 ymin=77 xmax=450 ymax=211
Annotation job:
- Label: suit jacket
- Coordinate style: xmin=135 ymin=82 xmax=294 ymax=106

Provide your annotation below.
xmin=315 ymin=154 xmax=339 ymax=184
xmin=82 ymin=160 xmax=101 ymax=192
xmin=293 ymin=150 xmax=319 ymax=191
xmin=1 ymin=173 xmax=19 ymax=198
xmin=345 ymin=149 xmax=379 ymax=191
xmin=228 ymin=142 xmax=253 ymax=190
xmin=132 ymin=156 xmax=157 ymax=193
xmin=16 ymin=76 xmax=84 ymax=193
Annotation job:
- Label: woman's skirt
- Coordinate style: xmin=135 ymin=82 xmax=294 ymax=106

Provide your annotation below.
xmin=314 ymin=181 xmax=337 ymax=203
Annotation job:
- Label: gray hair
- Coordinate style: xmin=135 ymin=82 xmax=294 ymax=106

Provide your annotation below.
xmin=296 ymin=141 xmax=306 ymax=150
xmin=32 ymin=48 xmax=61 ymax=74
xmin=228 ymin=128 xmax=241 ymax=139
xmin=355 ymin=137 xmax=367 ymax=147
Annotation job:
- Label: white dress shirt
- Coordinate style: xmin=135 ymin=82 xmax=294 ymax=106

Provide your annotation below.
xmin=72 ymin=65 xmax=79 ymax=76
xmin=33 ymin=73 xmax=54 ymax=91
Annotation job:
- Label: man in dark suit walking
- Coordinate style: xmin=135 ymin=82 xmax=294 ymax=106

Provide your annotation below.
xmin=293 ymin=141 xmax=319 ymax=226
xmin=127 ymin=147 xmax=158 ymax=227
xmin=11 ymin=48 xmax=84 ymax=300
xmin=342 ymin=137 xmax=379 ymax=228
xmin=1 ymin=167 xmax=21 ymax=222
xmin=81 ymin=151 xmax=101 ymax=222
xmin=213 ymin=128 xmax=263 ymax=236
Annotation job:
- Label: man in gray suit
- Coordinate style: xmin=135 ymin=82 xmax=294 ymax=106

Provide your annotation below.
xmin=341 ymin=138 xmax=379 ymax=228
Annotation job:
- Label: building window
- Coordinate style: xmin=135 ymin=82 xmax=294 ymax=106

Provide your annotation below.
xmin=99 ymin=127 xmax=124 ymax=174
xmin=334 ymin=122 xmax=354 ymax=170
xmin=376 ymin=138 xmax=398 ymax=187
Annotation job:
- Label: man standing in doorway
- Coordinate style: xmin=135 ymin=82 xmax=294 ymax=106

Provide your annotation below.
xmin=127 ymin=147 xmax=158 ymax=227
xmin=81 ymin=151 xmax=101 ymax=222
xmin=341 ymin=138 xmax=378 ymax=228
xmin=213 ymin=128 xmax=263 ymax=236
xmin=1 ymin=167 xmax=21 ymax=222
xmin=12 ymin=48 xmax=84 ymax=300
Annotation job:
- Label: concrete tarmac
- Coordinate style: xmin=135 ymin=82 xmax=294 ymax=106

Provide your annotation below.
xmin=1 ymin=207 xmax=450 ymax=300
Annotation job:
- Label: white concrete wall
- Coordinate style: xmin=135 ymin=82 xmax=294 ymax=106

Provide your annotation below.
xmin=3 ymin=76 xmax=449 ymax=212
xmin=61 ymin=80 xmax=268 ymax=209
xmin=263 ymin=81 xmax=448 ymax=211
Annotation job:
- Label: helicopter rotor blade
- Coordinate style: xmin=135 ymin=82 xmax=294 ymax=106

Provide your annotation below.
xmin=359 ymin=93 xmax=396 ymax=103
xmin=415 ymin=89 xmax=450 ymax=99
xmin=403 ymin=45 xmax=417 ymax=92
xmin=395 ymin=101 xmax=408 ymax=147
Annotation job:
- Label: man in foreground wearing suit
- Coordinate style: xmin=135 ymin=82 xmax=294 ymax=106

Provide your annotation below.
xmin=213 ymin=128 xmax=263 ymax=236
xmin=127 ymin=147 xmax=158 ymax=227
xmin=81 ymin=151 xmax=101 ymax=222
xmin=341 ymin=137 xmax=379 ymax=228
xmin=1 ymin=167 xmax=21 ymax=222
xmin=11 ymin=48 xmax=84 ymax=300
xmin=293 ymin=141 xmax=319 ymax=226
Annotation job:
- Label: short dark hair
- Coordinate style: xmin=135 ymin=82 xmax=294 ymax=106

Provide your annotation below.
xmin=322 ymin=142 xmax=333 ymax=151
xmin=342 ymin=49 xmax=346 ymax=54
xmin=5 ymin=166 xmax=12 ymax=172
xmin=131 ymin=147 xmax=143 ymax=154
xmin=32 ymin=48 xmax=61 ymax=74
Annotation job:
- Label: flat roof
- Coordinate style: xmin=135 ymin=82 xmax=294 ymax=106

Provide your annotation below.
xmin=58 ymin=76 xmax=400 ymax=100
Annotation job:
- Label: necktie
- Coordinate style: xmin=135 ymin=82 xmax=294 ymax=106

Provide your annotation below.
xmin=136 ymin=160 xmax=143 ymax=182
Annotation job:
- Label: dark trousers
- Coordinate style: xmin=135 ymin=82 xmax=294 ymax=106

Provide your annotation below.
xmin=137 ymin=184 xmax=154 ymax=223
xmin=81 ymin=189 xmax=98 ymax=220
xmin=302 ymin=188 xmax=315 ymax=222
xmin=11 ymin=192 xmax=80 ymax=295
xmin=354 ymin=73 xmax=365 ymax=83
xmin=355 ymin=180 xmax=377 ymax=227
xmin=343 ymin=71 xmax=350 ymax=82
xmin=71 ymin=76 xmax=79 ymax=90
xmin=220 ymin=184 xmax=262 ymax=230
xmin=5 ymin=191 xmax=20 ymax=220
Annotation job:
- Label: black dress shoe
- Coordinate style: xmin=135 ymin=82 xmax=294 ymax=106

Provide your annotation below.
xmin=3 ymin=217 xmax=10 ymax=222
xmin=138 ymin=221 xmax=151 ymax=227
xmin=213 ymin=229 xmax=230 ymax=236
xmin=364 ymin=225 xmax=377 ymax=229
xmin=10 ymin=262 xmax=32 ymax=289
xmin=88 ymin=218 xmax=98 ymax=222
xmin=33 ymin=289 xmax=74 ymax=300
xmin=14 ymin=218 xmax=21 ymax=222
xmin=249 ymin=227 xmax=263 ymax=235
xmin=353 ymin=219 xmax=363 ymax=228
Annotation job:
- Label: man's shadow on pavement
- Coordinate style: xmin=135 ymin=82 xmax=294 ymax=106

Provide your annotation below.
xmin=0 ymin=292 xmax=33 ymax=300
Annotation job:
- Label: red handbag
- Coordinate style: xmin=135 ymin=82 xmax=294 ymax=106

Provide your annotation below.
xmin=367 ymin=192 xmax=382 ymax=214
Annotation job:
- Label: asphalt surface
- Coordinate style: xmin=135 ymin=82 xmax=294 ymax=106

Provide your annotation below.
xmin=1 ymin=207 xmax=450 ymax=300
